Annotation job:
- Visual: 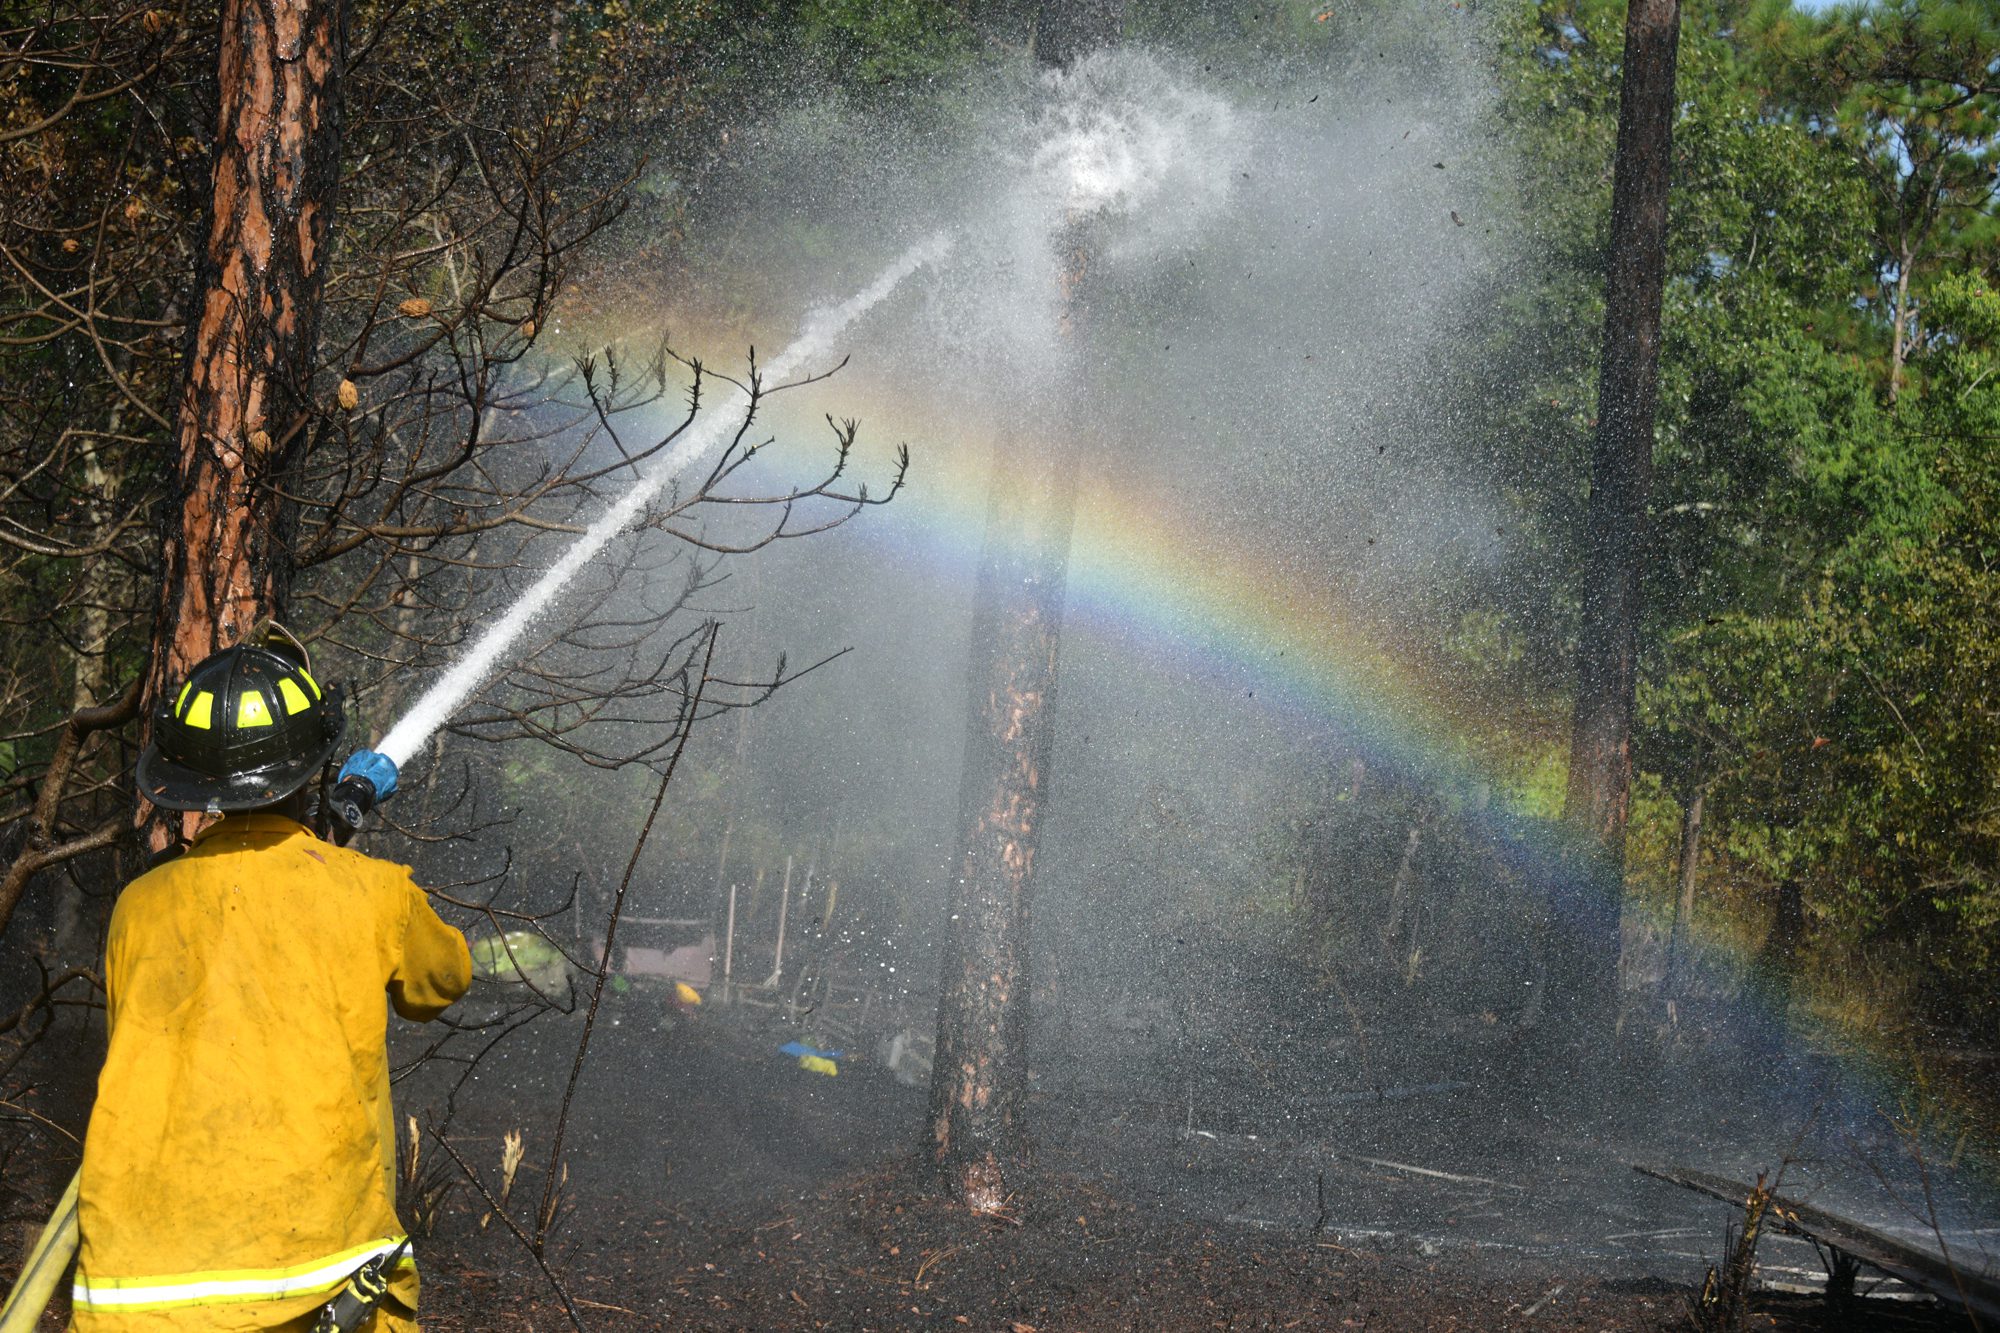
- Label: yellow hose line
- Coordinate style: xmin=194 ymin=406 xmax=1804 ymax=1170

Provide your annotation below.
xmin=0 ymin=1171 xmax=80 ymax=1333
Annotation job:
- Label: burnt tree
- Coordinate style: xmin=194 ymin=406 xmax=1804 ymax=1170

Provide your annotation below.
xmin=928 ymin=2 xmax=1122 ymax=1209
xmin=928 ymin=445 xmax=1080 ymax=1210
xmin=140 ymin=0 xmax=348 ymax=847
xmin=1556 ymin=0 xmax=1681 ymax=1029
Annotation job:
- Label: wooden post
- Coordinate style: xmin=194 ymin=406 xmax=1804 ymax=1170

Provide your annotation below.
xmin=722 ymin=883 xmax=738 ymax=1005
xmin=766 ymin=854 xmax=793 ymax=988
xmin=713 ymin=821 xmax=733 ymax=900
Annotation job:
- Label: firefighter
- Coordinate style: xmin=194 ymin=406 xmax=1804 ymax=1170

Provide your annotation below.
xmin=70 ymin=629 xmax=470 ymax=1332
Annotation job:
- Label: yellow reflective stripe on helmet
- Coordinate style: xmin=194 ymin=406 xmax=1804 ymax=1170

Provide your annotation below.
xmin=183 ymin=691 xmax=214 ymax=730
xmin=175 ymin=680 xmax=193 ymax=714
xmin=236 ymin=690 xmax=273 ymax=728
xmin=73 ymin=1236 xmax=413 ymax=1313
xmin=278 ymin=678 xmax=312 ymax=714
xmin=298 ymin=668 xmax=323 ymax=699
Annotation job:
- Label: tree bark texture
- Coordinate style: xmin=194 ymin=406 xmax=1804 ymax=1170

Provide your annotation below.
xmin=929 ymin=230 xmax=1091 ymax=1207
xmin=1888 ymin=246 xmax=1912 ymax=402
xmin=929 ymin=6 xmax=1123 ymax=1208
xmin=1757 ymin=880 xmax=1805 ymax=990
xmin=140 ymin=0 xmax=348 ymax=844
xmin=1558 ymin=0 xmax=1680 ymax=1022
xmin=928 ymin=459 xmax=1077 ymax=1211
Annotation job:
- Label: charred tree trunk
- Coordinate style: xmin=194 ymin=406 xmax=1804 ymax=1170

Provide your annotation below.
xmin=929 ymin=14 xmax=1122 ymax=1206
xmin=929 ymin=449 xmax=1078 ymax=1211
xmin=1556 ymin=0 xmax=1680 ymax=1033
xmin=1379 ymin=811 xmax=1427 ymax=971
xmin=139 ymin=0 xmax=348 ymax=848
xmin=1755 ymin=879 xmax=1805 ymax=1005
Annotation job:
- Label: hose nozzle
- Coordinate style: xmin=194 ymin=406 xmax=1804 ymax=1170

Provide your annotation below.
xmin=329 ymin=775 xmax=378 ymax=836
xmin=329 ymin=749 xmax=397 ymax=839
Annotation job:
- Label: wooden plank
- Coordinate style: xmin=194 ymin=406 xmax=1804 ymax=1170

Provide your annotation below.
xmin=1632 ymin=1163 xmax=2000 ymax=1322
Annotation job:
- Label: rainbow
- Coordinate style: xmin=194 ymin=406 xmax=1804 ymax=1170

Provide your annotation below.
xmin=839 ymin=408 xmax=2000 ymax=1194
xmin=570 ymin=325 xmax=1993 ymax=1188
xmin=737 ymin=381 xmax=1564 ymax=810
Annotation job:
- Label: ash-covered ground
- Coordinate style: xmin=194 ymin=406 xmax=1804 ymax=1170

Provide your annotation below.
xmin=394 ymin=975 xmax=1994 ymax=1332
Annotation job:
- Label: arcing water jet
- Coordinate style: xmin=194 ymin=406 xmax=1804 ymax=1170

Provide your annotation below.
xmin=368 ymin=231 xmax=955 ymax=772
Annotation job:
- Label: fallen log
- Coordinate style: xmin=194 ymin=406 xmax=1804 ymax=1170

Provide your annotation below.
xmin=1632 ymin=1162 xmax=2000 ymax=1322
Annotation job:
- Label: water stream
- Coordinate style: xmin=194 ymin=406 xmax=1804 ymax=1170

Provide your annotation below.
xmin=374 ymin=231 xmax=955 ymax=767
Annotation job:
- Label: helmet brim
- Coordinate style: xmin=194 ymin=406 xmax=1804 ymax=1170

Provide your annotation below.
xmin=136 ymin=738 xmax=338 ymax=813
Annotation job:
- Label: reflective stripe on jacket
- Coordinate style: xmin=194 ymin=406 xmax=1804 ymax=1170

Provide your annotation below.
xmin=72 ymin=814 xmax=470 ymax=1331
xmin=74 ymin=1237 xmax=414 ymax=1314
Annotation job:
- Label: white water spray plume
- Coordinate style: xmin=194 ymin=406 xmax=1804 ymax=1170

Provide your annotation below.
xmin=372 ymin=230 xmax=956 ymax=768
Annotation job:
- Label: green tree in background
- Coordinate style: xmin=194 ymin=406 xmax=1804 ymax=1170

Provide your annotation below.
xmin=1477 ymin=0 xmax=2000 ymax=1040
xmin=1748 ymin=0 xmax=2000 ymax=399
xmin=1650 ymin=271 xmax=2000 ymax=1008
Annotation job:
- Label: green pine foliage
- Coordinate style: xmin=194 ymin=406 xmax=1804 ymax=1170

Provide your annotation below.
xmin=1553 ymin=0 xmax=2000 ymax=1030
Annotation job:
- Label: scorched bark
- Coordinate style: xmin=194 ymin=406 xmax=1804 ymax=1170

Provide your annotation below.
xmin=141 ymin=0 xmax=348 ymax=845
xmin=929 ymin=534 xmax=1069 ymax=1210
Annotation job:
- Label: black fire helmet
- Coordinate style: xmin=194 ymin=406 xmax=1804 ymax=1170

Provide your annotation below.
xmin=136 ymin=624 xmax=345 ymax=814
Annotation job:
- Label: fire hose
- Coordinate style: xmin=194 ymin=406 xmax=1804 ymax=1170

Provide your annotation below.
xmin=0 ymin=1171 xmax=76 ymax=1333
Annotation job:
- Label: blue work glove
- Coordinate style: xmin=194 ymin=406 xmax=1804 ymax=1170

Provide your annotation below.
xmin=338 ymin=749 xmax=399 ymax=802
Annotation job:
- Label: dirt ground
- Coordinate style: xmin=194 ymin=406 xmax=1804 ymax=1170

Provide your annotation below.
xmin=424 ymin=1159 xmax=1684 ymax=1332
xmin=404 ymin=1014 xmax=1977 ymax=1332
xmin=2 ymin=1008 xmax=1984 ymax=1332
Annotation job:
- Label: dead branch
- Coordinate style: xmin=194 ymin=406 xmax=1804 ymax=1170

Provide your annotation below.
xmin=534 ymin=623 xmax=716 ymax=1247
xmin=0 ymin=964 xmax=101 ymax=1038
xmin=0 ymin=673 xmax=142 ymax=938
xmin=426 ymin=1122 xmax=584 ymax=1333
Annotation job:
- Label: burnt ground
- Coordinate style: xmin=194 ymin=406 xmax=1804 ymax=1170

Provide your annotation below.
xmin=403 ymin=1002 xmax=1985 ymax=1333
xmin=4 ymin=1000 xmax=1991 ymax=1332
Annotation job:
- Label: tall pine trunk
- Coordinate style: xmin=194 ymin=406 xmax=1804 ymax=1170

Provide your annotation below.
xmin=1756 ymin=880 xmax=1805 ymax=999
xmin=928 ymin=3 xmax=1123 ymax=1207
xmin=140 ymin=0 xmax=348 ymax=848
xmin=926 ymin=477 xmax=1075 ymax=1208
xmin=1888 ymin=244 xmax=1912 ymax=403
xmin=1557 ymin=0 xmax=1680 ymax=1034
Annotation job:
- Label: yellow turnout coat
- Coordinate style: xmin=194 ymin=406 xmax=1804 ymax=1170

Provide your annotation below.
xmin=71 ymin=815 xmax=471 ymax=1331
